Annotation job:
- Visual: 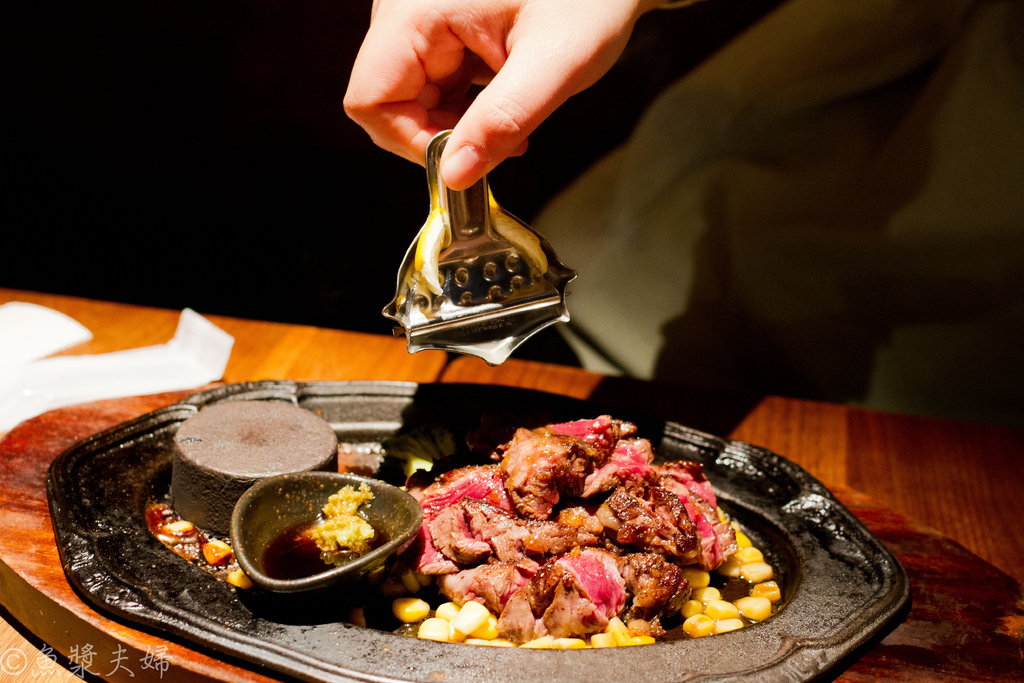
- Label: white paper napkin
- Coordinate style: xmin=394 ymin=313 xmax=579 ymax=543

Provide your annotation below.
xmin=0 ymin=301 xmax=93 ymax=370
xmin=0 ymin=304 xmax=234 ymax=432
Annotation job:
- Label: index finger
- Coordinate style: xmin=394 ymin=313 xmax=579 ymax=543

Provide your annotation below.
xmin=344 ymin=10 xmax=470 ymax=164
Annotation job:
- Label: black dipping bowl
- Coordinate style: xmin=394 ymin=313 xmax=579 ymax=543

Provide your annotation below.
xmin=230 ymin=471 xmax=422 ymax=593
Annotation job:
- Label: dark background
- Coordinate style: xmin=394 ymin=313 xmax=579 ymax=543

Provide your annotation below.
xmin=4 ymin=0 xmax=782 ymax=354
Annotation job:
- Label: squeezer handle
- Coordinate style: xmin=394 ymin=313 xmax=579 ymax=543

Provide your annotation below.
xmin=425 ymin=133 xmax=491 ymax=242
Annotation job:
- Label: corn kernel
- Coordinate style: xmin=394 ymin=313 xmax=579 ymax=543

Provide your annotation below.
xmin=418 ymin=618 xmax=450 ymax=641
xmin=392 ymin=597 xmax=431 ymax=623
xmin=717 ymin=555 xmax=743 ymax=578
xmin=415 ymin=571 xmax=433 ymax=587
xmin=691 ymin=586 xmax=721 ymax=603
xmin=705 ymin=599 xmax=740 ymax=621
xmin=521 ymin=636 xmax=555 ymax=649
xmin=226 ymin=568 xmax=253 ymax=589
xmin=450 ymin=601 xmax=491 ymax=639
xmin=465 ymin=638 xmax=515 ymax=647
xmin=681 ymin=600 xmax=704 ymax=619
xmin=377 ymin=577 xmax=407 ymax=597
xmin=750 ymin=581 xmax=782 ymax=602
xmin=739 ymin=561 xmax=774 ymax=583
xmin=682 ymin=614 xmax=715 ymax=638
xmin=734 ymin=531 xmax=752 ymax=548
xmin=735 ymin=596 xmax=773 ymax=622
xmin=435 ymin=602 xmax=460 ymax=622
xmin=713 ymin=618 xmax=745 ymax=634
xmin=629 ymin=636 xmax=656 ymax=645
xmin=552 ymin=638 xmax=587 ymax=649
xmin=348 ymin=607 xmax=367 ymax=628
xmin=680 ymin=568 xmax=711 ymax=589
xmin=590 ymin=632 xmax=616 ymax=648
xmin=400 ymin=570 xmax=422 ymax=594
xmin=164 ymin=520 xmax=194 ymax=534
xmin=735 ymin=547 xmax=764 ymax=563
xmin=470 ymin=615 xmax=499 ymax=640
xmin=202 ymin=540 xmax=233 ymax=566
xmin=607 ymin=617 xmax=631 ymax=646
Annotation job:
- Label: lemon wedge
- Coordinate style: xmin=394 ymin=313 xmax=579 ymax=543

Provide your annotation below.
xmin=414 ymin=206 xmax=451 ymax=296
xmin=489 ymin=193 xmax=548 ymax=277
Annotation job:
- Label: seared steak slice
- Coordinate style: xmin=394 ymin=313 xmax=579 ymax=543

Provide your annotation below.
xmin=647 ymin=485 xmax=699 ymax=545
xmin=619 ymin=553 xmax=689 ymax=621
xmin=655 ymin=460 xmax=719 ymax=508
xmin=598 ymin=486 xmax=701 ymax=562
xmin=428 ymin=497 xmax=602 ymax=573
xmin=499 ymin=428 xmax=594 ymax=519
xmin=429 ymin=504 xmax=493 ymax=565
xmin=548 ymin=416 xmax=636 ymax=454
xmin=496 ymin=417 xmax=646 ymax=520
xmin=498 ymin=549 xmax=626 ymax=643
xmin=461 ymin=498 xmax=599 ymax=570
xmin=406 ymin=465 xmax=514 ymax=574
xmin=496 ymin=564 xmax=568 ymax=643
xmin=410 ymin=464 xmax=513 ymax=516
xmin=658 ymin=474 xmax=738 ymax=570
xmin=430 ymin=498 xmax=601 ymax=571
xmin=582 ymin=438 xmax=658 ymax=497
xmin=560 ymin=548 xmax=628 ymax=619
xmin=438 ymin=562 xmax=532 ymax=615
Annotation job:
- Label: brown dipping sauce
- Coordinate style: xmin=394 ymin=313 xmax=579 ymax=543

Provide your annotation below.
xmin=146 ymin=503 xmax=208 ymax=561
xmin=262 ymin=519 xmax=389 ymax=581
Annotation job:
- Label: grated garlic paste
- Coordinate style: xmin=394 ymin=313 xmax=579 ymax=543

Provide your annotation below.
xmin=310 ymin=483 xmax=375 ymax=555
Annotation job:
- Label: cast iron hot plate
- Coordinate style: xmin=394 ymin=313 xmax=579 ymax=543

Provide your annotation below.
xmin=47 ymin=381 xmax=909 ymax=683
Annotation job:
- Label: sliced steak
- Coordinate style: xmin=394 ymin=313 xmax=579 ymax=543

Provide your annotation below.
xmin=497 ymin=417 xmax=645 ymax=519
xmin=655 ymin=460 xmax=718 ymax=509
xmin=560 ymin=548 xmax=627 ymax=619
xmin=461 ymin=498 xmax=599 ymax=570
xmin=430 ymin=498 xmax=601 ymax=571
xmin=597 ymin=486 xmax=701 ymax=562
xmin=499 ymin=428 xmax=594 ymax=519
xmin=658 ymin=474 xmax=738 ymax=570
xmin=437 ymin=562 xmax=532 ymax=615
xmin=410 ymin=464 xmax=514 ymax=516
xmin=406 ymin=465 xmax=514 ymax=574
xmin=429 ymin=504 xmax=493 ymax=565
xmin=548 ymin=416 xmax=636 ymax=454
xmin=619 ymin=553 xmax=689 ymax=621
xmin=582 ymin=438 xmax=658 ymax=497
xmin=498 ymin=549 xmax=626 ymax=643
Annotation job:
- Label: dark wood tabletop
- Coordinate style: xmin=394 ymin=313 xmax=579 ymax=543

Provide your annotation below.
xmin=1 ymin=288 xmax=1022 ymax=683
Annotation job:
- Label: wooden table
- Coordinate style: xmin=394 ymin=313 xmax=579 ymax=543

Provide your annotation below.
xmin=2 ymin=287 xmax=1022 ymax=682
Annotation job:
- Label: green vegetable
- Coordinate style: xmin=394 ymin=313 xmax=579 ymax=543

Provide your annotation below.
xmin=382 ymin=426 xmax=457 ymax=479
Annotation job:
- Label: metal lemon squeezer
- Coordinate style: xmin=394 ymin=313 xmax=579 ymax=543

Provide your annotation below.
xmin=384 ymin=131 xmax=576 ymax=364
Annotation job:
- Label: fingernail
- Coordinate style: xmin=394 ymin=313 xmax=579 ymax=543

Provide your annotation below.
xmin=441 ymin=145 xmax=486 ymax=190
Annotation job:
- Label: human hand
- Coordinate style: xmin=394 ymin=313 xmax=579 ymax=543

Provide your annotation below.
xmin=344 ymin=0 xmax=663 ymax=190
